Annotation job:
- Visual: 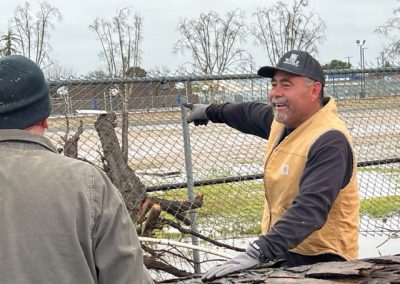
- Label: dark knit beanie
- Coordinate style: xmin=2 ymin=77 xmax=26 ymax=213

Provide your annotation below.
xmin=0 ymin=55 xmax=51 ymax=129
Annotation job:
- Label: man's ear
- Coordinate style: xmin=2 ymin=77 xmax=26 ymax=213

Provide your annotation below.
xmin=311 ymin=82 xmax=323 ymax=103
xmin=24 ymin=119 xmax=48 ymax=135
xmin=40 ymin=119 xmax=48 ymax=129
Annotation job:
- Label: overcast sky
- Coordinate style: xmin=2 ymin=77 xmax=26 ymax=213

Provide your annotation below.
xmin=0 ymin=0 xmax=396 ymax=75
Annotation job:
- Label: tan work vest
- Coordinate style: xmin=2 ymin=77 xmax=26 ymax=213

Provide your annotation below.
xmin=262 ymin=97 xmax=359 ymax=260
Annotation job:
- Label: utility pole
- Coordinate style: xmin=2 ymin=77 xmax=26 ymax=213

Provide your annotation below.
xmin=356 ymin=40 xmax=366 ymax=98
xmin=380 ymin=52 xmax=385 ymax=67
xmin=345 ymin=56 xmax=352 ymax=68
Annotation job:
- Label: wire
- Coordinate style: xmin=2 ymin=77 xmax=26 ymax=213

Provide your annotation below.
xmin=139 ymin=237 xmax=232 ymax=259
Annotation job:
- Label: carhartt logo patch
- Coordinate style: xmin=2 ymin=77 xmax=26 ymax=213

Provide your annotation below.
xmin=280 ymin=163 xmax=289 ymax=175
xmin=283 ymin=54 xmax=300 ymax=67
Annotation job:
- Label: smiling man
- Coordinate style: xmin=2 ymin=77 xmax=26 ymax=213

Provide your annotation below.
xmin=184 ymin=50 xmax=360 ymax=282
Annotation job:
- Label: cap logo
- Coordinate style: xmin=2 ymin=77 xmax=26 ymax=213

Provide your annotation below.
xmin=283 ymin=54 xmax=300 ymax=67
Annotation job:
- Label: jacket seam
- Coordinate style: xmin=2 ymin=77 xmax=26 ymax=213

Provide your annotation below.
xmin=87 ymin=166 xmax=96 ymax=239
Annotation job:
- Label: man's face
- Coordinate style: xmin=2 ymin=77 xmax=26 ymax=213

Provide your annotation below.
xmin=269 ymin=70 xmax=322 ymax=128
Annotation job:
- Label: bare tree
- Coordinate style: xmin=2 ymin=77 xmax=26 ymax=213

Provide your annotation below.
xmin=87 ymin=69 xmax=110 ymax=78
xmin=89 ymin=7 xmax=143 ymax=77
xmin=10 ymin=1 xmax=62 ymax=68
xmin=148 ymin=65 xmax=172 ymax=77
xmin=89 ymin=7 xmax=143 ymax=162
xmin=44 ymin=61 xmax=77 ymax=79
xmin=251 ymin=0 xmax=326 ymax=65
xmin=174 ymin=9 xmax=251 ymax=75
xmin=375 ymin=3 xmax=400 ymax=59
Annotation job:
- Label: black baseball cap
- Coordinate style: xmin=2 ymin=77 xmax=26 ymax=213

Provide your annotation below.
xmin=257 ymin=50 xmax=325 ymax=86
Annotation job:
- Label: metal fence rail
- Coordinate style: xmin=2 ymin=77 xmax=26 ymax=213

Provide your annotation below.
xmin=45 ymin=67 xmax=400 ymax=278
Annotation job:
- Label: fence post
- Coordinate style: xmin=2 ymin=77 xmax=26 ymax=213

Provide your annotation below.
xmin=176 ymin=94 xmax=201 ymax=274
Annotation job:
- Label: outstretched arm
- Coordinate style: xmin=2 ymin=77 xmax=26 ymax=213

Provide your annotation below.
xmin=184 ymin=102 xmax=274 ymax=139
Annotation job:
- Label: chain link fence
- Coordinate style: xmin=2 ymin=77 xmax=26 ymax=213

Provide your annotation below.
xmin=45 ymin=67 xmax=400 ymax=279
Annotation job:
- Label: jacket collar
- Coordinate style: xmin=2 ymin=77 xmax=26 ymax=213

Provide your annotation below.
xmin=0 ymin=129 xmax=58 ymax=153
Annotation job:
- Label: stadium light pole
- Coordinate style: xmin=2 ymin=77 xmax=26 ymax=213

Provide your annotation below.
xmin=356 ymin=40 xmax=366 ymax=98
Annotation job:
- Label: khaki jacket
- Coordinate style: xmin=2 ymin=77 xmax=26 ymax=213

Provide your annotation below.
xmin=262 ymin=98 xmax=359 ymax=260
xmin=0 ymin=129 xmax=153 ymax=284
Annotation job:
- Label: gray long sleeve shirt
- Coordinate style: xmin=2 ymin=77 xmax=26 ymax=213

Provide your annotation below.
xmin=0 ymin=129 xmax=153 ymax=284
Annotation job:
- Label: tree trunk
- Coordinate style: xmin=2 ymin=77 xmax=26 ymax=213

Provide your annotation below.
xmin=94 ymin=112 xmax=146 ymax=215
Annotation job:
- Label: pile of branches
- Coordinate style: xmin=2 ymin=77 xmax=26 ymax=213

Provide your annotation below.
xmin=59 ymin=112 xmax=242 ymax=279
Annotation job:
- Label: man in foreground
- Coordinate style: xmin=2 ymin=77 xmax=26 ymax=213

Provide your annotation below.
xmin=0 ymin=55 xmax=154 ymax=283
xmin=185 ymin=50 xmax=359 ymax=282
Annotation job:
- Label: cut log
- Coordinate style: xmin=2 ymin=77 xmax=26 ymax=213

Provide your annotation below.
xmin=94 ymin=113 xmax=147 ymax=215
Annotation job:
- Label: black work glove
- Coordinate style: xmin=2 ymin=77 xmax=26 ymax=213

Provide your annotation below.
xmin=201 ymin=242 xmax=273 ymax=282
xmin=182 ymin=103 xmax=209 ymax=126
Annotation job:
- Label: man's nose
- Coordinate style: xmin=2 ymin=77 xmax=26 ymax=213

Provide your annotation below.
xmin=269 ymin=86 xmax=281 ymax=98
